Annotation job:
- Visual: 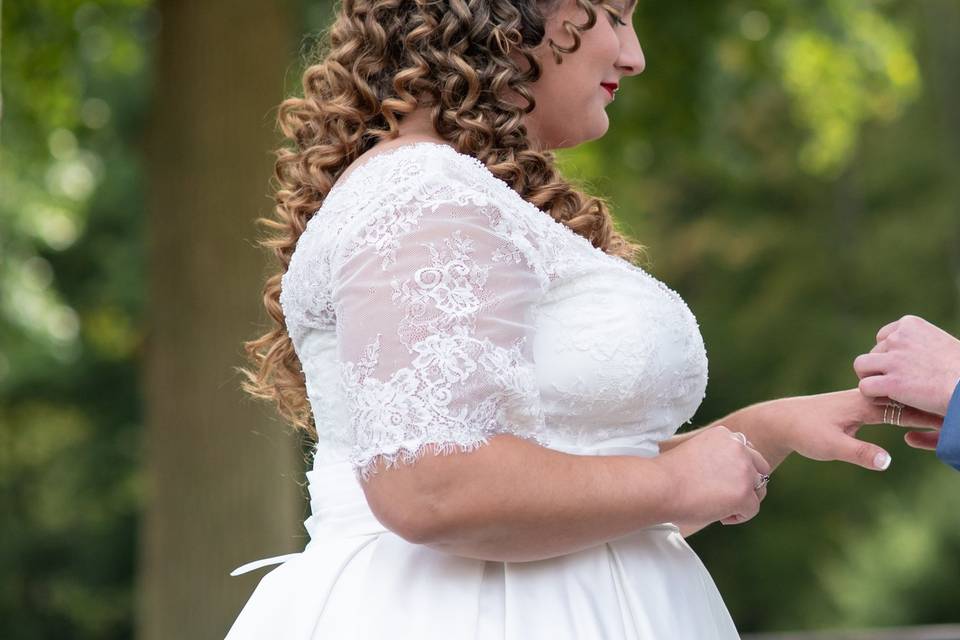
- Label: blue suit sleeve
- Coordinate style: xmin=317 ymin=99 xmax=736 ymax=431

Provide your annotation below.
xmin=936 ymin=379 xmax=960 ymax=472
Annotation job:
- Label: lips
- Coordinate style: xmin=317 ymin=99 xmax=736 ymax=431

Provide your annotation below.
xmin=600 ymin=82 xmax=618 ymax=98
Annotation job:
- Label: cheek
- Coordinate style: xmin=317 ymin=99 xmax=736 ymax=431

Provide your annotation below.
xmin=539 ymin=35 xmax=616 ymax=95
xmin=584 ymin=21 xmax=621 ymax=66
xmin=520 ymin=13 xmax=620 ymax=114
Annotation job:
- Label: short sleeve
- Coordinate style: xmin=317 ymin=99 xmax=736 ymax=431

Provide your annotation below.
xmin=331 ymin=192 xmax=548 ymax=480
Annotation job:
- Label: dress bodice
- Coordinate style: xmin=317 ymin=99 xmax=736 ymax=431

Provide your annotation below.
xmin=278 ymin=142 xmax=708 ymax=479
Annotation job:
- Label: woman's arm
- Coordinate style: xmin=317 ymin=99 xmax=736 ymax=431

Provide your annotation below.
xmin=361 ymin=427 xmax=770 ymax=563
xmin=665 ymin=389 xmax=942 ymax=537
xmin=687 ymin=399 xmax=796 ymax=470
xmin=663 ymin=389 xmax=944 ymax=473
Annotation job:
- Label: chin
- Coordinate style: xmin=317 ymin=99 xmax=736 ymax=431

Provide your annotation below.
xmin=582 ymin=117 xmax=611 ymax=144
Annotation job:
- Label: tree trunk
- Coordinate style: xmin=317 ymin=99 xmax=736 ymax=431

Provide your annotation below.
xmin=139 ymin=1 xmax=301 ymax=638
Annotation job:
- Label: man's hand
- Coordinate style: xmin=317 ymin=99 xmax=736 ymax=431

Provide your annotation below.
xmin=854 ymin=315 xmax=960 ymax=417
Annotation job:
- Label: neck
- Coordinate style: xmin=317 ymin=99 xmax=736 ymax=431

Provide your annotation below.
xmin=394 ymin=104 xmax=545 ymax=151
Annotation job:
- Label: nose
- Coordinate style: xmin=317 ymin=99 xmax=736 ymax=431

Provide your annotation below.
xmin=617 ymin=35 xmax=645 ymax=77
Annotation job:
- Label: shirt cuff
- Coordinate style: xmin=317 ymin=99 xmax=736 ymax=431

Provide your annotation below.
xmin=936 ymin=379 xmax=960 ymax=472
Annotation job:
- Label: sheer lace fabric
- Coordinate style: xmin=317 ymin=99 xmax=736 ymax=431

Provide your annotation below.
xmin=225 ymin=143 xmax=737 ymax=640
xmin=279 ymin=142 xmax=709 ymax=480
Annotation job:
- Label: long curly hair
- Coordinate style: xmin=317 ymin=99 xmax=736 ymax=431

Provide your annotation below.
xmin=240 ymin=0 xmax=645 ymax=438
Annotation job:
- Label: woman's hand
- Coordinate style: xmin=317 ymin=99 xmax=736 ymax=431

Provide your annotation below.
xmin=658 ymin=389 xmax=943 ymax=537
xmin=653 ymin=425 xmax=771 ymax=527
xmin=760 ymin=389 xmax=942 ymax=470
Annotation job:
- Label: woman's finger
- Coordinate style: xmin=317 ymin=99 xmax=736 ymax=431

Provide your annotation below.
xmin=745 ymin=444 xmax=772 ymax=476
xmin=754 ymin=481 xmax=768 ymax=502
xmin=864 ymin=401 xmax=943 ymax=429
xmin=900 ymin=407 xmax=944 ymax=429
xmin=904 ymin=430 xmax=940 ymax=451
xmin=830 ymin=433 xmax=892 ymax=470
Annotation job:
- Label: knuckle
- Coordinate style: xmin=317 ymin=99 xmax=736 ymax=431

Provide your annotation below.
xmin=884 ymin=373 xmax=902 ymax=392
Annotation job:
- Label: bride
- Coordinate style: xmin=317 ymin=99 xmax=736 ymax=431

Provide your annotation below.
xmin=227 ymin=0 xmax=939 ymax=637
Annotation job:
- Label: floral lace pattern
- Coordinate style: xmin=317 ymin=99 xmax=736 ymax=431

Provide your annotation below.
xmin=341 ymin=331 xmax=545 ymax=480
xmin=279 ymin=142 xmax=709 ymax=478
xmin=390 ymin=230 xmax=490 ymax=350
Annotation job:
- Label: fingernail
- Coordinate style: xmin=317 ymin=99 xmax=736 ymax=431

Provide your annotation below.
xmin=874 ymin=452 xmax=891 ymax=470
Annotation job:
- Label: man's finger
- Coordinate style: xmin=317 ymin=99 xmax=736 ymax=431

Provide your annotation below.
xmin=870 ymin=341 xmax=889 ymax=354
xmin=853 ymin=353 xmax=889 ymax=379
xmin=876 ymin=320 xmax=900 ymax=343
xmin=859 ymin=375 xmax=894 ymax=400
xmin=904 ymin=430 xmax=940 ymax=451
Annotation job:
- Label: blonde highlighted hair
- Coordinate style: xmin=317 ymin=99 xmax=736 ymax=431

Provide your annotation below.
xmin=240 ymin=0 xmax=644 ymax=437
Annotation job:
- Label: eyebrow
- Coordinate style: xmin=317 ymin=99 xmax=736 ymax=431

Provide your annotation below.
xmin=624 ymin=0 xmax=637 ymax=10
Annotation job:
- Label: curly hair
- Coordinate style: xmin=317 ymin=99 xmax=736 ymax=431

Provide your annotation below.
xmin=239 ymin=0 xmax=645 ymax=438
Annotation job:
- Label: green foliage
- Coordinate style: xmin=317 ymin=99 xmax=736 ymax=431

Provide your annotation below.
xmin=806 ymin=465 xmax=960 ymax=626
xmin=1 ymin=1 xmax=153 ymax=637
xmin=775 ymin=0 xmax=920 ymax=175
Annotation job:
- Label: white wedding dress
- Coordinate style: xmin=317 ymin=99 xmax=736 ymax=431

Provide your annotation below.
xmin=225 ymin=142 xmax=740 ymax=639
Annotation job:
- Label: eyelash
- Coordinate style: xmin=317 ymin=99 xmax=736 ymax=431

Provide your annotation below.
xmin=604 ymin=7 xmax=628 ymax=27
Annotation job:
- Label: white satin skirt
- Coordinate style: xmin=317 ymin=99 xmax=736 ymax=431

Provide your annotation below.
xmin=224 ymin=454 xmax=740 ymax=639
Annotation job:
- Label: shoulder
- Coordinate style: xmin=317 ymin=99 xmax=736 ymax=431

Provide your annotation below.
xmin=328 ymin=143 xmax=542 ymax=267
xmin=326 ymin=142 xmax=484 ymax=206
xmin=279 ymin=143 xmax=555 ymax=343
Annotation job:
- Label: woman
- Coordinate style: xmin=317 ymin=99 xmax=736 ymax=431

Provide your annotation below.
xmin=227 ymin=0 xmax=938 ymax=637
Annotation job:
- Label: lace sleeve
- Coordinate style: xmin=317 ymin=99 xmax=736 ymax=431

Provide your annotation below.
xmin=331 ymin=191 xmax=548 ymax=480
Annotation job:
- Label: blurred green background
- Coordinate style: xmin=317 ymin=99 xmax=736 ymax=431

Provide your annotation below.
xmin=2 ymin=0 xmax=958 ymax=638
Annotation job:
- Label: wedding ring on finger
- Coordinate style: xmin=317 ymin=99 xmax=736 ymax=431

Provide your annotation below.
xmin=754 ymin=474 xmax=771 ymax=491
xmin=883 ymin=401 xmax=904 ymax=426
xmin=731 ymin=431 xmax=748 ymax=447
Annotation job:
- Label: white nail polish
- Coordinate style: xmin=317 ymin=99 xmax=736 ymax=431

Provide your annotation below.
xmin=874 ymin=452 xmax=891 ymax=470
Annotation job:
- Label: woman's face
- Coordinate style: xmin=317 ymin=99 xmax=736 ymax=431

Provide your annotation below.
xmin=518 ymin=0 xmax=644 ymax=150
